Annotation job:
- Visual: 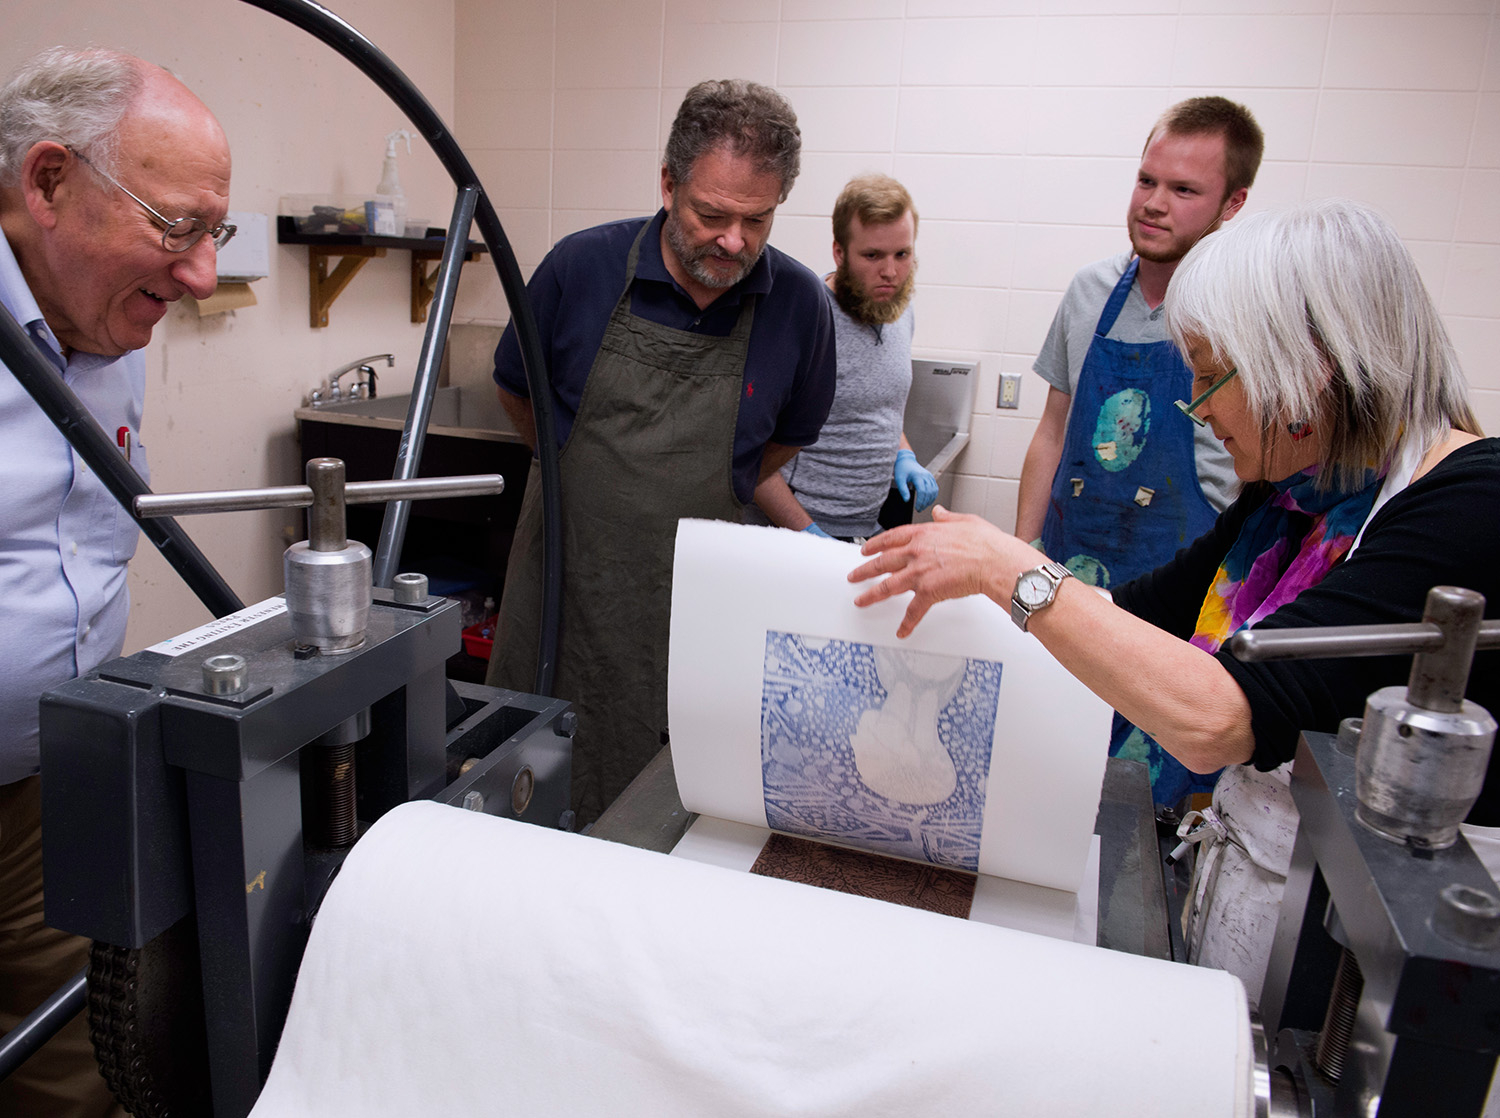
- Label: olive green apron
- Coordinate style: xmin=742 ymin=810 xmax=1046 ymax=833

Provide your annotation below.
xmin=488 ymin=222 xmax=749 ymax=825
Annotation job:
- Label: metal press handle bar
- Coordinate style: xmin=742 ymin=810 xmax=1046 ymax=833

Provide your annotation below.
xmin=1229 ymin=586 xmax=1495 ymax=714
xmin=1228 ymin=621 xmax=1500 ymax=663
xmin=134 ymin=474 xmax=503 ymax=518
xmin=372 ymin=184 xmax=481 ymax=590
xmin=244 ymin=0 xmax=563 ymax=697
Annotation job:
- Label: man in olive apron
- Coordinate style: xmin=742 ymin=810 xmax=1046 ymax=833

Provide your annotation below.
xmin=487 ymin=81 xmax=837 ymax=825
xmin=1015 ymin=96 xmax=1264 ymax=805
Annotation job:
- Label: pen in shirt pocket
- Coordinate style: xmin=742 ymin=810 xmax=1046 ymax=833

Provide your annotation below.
xmin=116 ymin=425 xmax=132 ymax=463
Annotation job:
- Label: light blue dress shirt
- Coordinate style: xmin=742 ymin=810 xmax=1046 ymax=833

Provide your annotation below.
xmin=0 ymin=233 xmax=148 ymax=783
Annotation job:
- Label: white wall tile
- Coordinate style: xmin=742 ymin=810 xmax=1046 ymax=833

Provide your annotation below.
xmin=1007 ymin=289 xmax=1068 ymax=360
xmin=1458 ymin=171 xmax=1500 ymax=245
xmin=947 ymin=471 xmax=983 ymax=516
xmin=783 ymin=0 xmax=903 ymax=19
xmin=989 ymin=414 xmax=1037 ymax=478
xmin=891 ymin=154 xmax=1025 ymax=224
xmin=553 ymin=88 xmax=661 ymax=150
xmin=472 ymin=149 xmax=551 ymax=210
xmin=1034 ymin=16 xmax=1178 ymax=87
xmin=1312 ymin=91 xmax=1474 ymax=166
xmin=896 ymin=88 xmax=1029 ymax=154
xmin=1303 ymin=164 xmax=1464 ymax=241
xmin=987 ymin=478 xmax=1020 ymax=534
xmin=457 ymin=88 xmax=553 ymax=150
xmin=1183 ymin=0 xmax=1329 ymax=9
xmin=917 ymin=285 xmax=1010 ymax=354
xmin=905 ymin=0 xmax=1038 ymax=16
xmin=1447 ymin=317 xmax=1500 ymax=393
xmin=663 ymin=22 xmax=779 ymax=88
xmin=1334 ymin=0 xmax=1490 ymax=12
xmin=1472 ymin=387 xmax=1500 ymax=437
xmin=900 ymin=18 xmax=1038 ymax=87
xmin=1017 ymin=156 xmax=1134 ymax=226
xmin=785 ymin=86 xmax=900 ymax=153
xmin=1405 ymin=240 xmax=1453 ymax=300
xmin=553 ymin=19 xmax=663 ymax=88
xmin=782 ymin=152 xmax=897 ymax=218
xmin=1173 ymin=16 xmax=1329 ymax=87
xmin=769 ymin=214 xmax=831 ymax=277
xmin=1442 ymin=243 xmax=1500 ymax=320
xmin=1217 ymin=90 xmax=1320 ymax=162
xmin=918 ymin=220 xmax=1017 ymax=289
xmin=665 ymin=0 xmax=779 ymax=21
xmin=551 ymin=149 xmax=660 ymax=210
xmin=778 ymin=20 xmax=904 ymax=87
xmin=960 ymin=412 xmax=995 ymax=476
xmin=491 ymin=207 xmax=556 ymax=271
xmin=1023 ymin=89 xmax=1172 ymax=158
xmin=1472 ymin=92 xmax=1500 ymax=167
xmin=457 ymin=30 xmax=554 ymax=92
xmin=1012 ymin=223 xmax=1128 ymax=293
xmin=459 ymin=0 xmax=554 ymax=39
xmin=1240 ymin=161 xmax=1309 ymax=210
xmin=1324 ymin=14 xmax=1488 ymax=90
xmin=1486 ymin=15 xmax=1500 ymax=92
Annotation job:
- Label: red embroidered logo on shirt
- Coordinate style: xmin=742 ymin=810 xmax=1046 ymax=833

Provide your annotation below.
xmin=745 ymin=381 xmax=755 ymax=397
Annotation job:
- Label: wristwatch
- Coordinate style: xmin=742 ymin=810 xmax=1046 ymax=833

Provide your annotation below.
xmin=1010 ymin=560 xmax=1072 ymax=632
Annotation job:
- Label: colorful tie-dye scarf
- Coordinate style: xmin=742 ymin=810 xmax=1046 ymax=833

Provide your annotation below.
xmin=1191 ymin=467 xmax=1384 ymax=655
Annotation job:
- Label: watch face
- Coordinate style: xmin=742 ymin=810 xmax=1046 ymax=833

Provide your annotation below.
xmin=1017 ymin=570 xmax=1052 ymax=608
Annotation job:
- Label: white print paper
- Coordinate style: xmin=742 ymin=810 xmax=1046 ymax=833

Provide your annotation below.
xmin=669 ymin=519 xmax=1113 ymax=893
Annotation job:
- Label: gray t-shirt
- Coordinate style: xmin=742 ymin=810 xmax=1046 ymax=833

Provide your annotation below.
xmin=1033 ymin=251 xmax=1238 ymax=513
xmin=783 ymin=294 xmax=915 ymax=537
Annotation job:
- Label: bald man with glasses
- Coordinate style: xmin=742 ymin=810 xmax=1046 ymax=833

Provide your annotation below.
xmin=0 ymin=46 xmax=230 ymax=1117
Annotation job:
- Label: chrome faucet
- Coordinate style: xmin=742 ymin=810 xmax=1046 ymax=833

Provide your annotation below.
xmin=311 ymin=353 xmax=394 ymax=406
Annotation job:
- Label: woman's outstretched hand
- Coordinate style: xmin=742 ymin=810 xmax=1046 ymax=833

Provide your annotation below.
xmin=849 ymin=506 xmax=1027 ymax=638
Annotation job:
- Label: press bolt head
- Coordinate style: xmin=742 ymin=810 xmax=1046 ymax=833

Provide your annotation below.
xmin=1433 ymin=882 xmax=1500 ymax=950
xmin=202 ymin=654 xmax=248 ymax=695
xmin=393 ymin=572 xmax=428 ymax=605
xmin=462 ymin=789 xmax=485 ymax=812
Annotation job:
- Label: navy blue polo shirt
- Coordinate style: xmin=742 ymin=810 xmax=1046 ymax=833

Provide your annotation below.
xmin=493 ymin=210 xmax=836 ymax=505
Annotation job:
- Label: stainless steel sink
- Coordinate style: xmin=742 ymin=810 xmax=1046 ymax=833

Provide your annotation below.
xmin=294 ymin=385 xmax=524 ymax=444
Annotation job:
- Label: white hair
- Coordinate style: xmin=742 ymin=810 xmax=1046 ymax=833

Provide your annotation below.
xmin=0 ymin=47 xmax=143 ymax=187
xmin=1165 ymin=198 xmax=1479 ymax=491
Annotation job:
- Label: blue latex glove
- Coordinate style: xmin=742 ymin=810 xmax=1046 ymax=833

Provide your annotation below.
xmin=893 ymin=448 xmax=939 ymax=511
xmin=802 ymin=522 xmax=832 ymax=539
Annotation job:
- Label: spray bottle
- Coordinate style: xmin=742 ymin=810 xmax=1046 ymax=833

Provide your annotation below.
xmin=376 ymin=128 xmax=415 ymax=236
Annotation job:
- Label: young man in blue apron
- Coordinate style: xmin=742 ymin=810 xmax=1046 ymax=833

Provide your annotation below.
xmin=1015 ymin=97 xmax=1264 ymax=805
xmin=487 ymin=80 xmax=837 ymax=826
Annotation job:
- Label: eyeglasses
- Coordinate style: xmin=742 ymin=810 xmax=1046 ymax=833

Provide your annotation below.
xmin=1175 ymin=366 xmax=1239 ymax=427
xmin=68 ymin=146 xmax=235 ymax=253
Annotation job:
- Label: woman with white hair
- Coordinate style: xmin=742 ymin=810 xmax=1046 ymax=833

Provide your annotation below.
xmin=849 ymin=198 xmax=1498 ymax=999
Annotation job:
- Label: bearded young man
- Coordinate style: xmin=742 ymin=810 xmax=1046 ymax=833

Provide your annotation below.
xmin=1013 ymin=95 xmax=1263 ymax=807
xmin=753 ymin=173 xmax=936 ymax=542
xmin=487 ymin=80 xmax=836 ymax=826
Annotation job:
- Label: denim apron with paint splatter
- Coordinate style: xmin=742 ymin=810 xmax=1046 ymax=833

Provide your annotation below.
xmin=1040 ymin=257 xmax=1218 ymax=804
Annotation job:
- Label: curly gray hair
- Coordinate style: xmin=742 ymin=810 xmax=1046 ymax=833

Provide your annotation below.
xmin=664 ymin=79 xmax=800 ymax=203
xmin=0 ymin=47 xmax=143 ymax=187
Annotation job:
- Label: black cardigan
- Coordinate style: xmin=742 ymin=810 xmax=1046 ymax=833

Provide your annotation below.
xmin=1114 ymin=439 xmax=1500 ymax=824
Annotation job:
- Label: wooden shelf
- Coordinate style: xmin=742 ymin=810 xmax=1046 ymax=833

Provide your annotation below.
xmin=276 ymin=216 xmax=488 ymax=328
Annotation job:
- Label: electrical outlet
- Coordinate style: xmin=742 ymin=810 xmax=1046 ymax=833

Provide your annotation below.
xmin=998 ymin=374 xmax=1021 ymax=410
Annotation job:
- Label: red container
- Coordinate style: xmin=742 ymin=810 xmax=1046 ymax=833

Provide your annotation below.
xmin=462 ymin=616 xmax=497 ymax=660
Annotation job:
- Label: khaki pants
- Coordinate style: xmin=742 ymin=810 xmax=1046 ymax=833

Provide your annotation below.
xmin=0 ymin=776 xmax=125 ymax=1118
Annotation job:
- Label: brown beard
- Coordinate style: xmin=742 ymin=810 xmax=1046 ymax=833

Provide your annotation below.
xmin=831 ymin=261 xmax=915 ymax=325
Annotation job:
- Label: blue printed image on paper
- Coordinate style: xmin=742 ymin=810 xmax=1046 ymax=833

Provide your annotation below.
xmin=760 ymin=631 xmax=1002 ymax=870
